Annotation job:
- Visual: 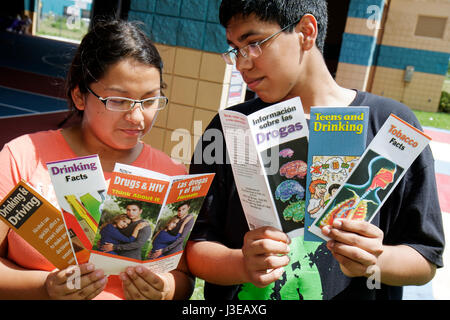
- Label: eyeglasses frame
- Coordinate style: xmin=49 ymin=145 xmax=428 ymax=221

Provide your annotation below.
xmin=222 ymin=19 xmax=301 ymax=65
xmin=86 ymin=86 xmax=168 ymax=112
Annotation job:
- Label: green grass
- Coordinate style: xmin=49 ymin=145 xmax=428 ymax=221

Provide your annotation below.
xmin=190 ymin=278 xmax=205 ymax=300
xmin=36 ymin=16 xmax=88 ymax=41
xmin=412 ymin=109 xmax=450 ymax=130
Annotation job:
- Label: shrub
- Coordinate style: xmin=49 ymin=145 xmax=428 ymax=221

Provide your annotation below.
xmin=439 ymin=91 xmax=450 ymax=113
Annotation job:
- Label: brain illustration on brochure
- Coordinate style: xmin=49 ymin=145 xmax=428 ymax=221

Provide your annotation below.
xmin=304 ymin=106 xmax=369 ymax=241
xmin=88 ymin=163 xmax=214 ymax=275
xmin=220 ymin=97 xmax=309 ymax=238
xmin=0 ymin=180 xmax=77 ymax=269
xmin=47 ymin=155 xmax=107 ymax=263
xmin=309 ymin=113 xmax=432 ymax=241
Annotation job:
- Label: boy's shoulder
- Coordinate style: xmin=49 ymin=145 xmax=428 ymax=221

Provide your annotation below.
xmin=227 ymin=97 xmax=271 ymax=115
xmin=352 ymin=91 xmax=421 ymax=128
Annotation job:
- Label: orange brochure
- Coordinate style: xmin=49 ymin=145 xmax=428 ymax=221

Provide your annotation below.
xmin=0 ymin=181 xmax=77 ymax=269
xmin=89 ymin=163 xmax=214 ymax=275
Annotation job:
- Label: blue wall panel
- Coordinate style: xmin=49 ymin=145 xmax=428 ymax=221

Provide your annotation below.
xmin=129 ymin=0 xmax=227 ymax=53
xmin=376 ymin=45 xmax=450 ymax=76
xmin=347 ymin=0 xmax=385 ymax=20
xmin=339 ymin=33 xmax=377 ymax=66
xmin=339 ymin=33 xmax=450 ymax=76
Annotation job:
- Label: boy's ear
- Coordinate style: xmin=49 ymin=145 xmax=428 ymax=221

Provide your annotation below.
xmin=296 ymin=14 xmax=318 ymax=51
xmin=71 ymin=85 xmax=86 ymax=111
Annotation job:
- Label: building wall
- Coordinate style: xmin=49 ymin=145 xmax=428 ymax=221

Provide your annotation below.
xmin=128 ymin=0 xmax=245 ymax=166
xmin=336 ymin=0 xmax=450 ymax=112
xmin=371 ymin=0 xmax=450 ymax=111
xmin=335 ymin=0 xmax=386 ymax=91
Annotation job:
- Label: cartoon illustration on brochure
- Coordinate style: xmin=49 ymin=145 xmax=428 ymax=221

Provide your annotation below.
xmin=313 ymin=150 xmax=404 ymax=230
xmin=306 ymin=155 xmax=359 ymax=220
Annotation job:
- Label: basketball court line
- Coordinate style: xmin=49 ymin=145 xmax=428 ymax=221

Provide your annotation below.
xmin=0 ymin=85 xmax=67 ymax=119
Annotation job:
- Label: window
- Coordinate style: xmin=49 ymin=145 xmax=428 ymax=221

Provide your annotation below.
xmin=35 ymin=0 xmax=92 ymax=42
xmin=415 ymin=15 xmax=447 ymax=39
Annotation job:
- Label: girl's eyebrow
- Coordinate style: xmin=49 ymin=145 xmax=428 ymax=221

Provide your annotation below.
xmin=104 ymin=87 xmax=160 ymax=96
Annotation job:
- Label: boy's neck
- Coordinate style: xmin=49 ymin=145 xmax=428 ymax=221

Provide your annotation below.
xmin=285 ymin=48 xmax=357 ymax=116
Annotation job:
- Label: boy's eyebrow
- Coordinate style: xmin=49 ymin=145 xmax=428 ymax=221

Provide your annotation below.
xmin=227 ymin=30 xmax=261 ymax=46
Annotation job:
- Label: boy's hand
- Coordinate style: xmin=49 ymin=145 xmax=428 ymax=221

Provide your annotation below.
xmin=322 ymin=219 xmax=384 ymax=278
xmin=241 ymin=226 xmax=291 ymax=288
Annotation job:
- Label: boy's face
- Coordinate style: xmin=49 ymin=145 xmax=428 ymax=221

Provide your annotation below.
xmin=126 ymin=204 xmax=142 ymax=221
xmin=225 ymin=14 xmax=303 ymax=103
xmin=177 ymin=204 xmax=190 ymax=218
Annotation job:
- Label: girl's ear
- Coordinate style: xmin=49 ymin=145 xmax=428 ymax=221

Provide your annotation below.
xmin=71 ymin=85 xmax=86 ymax=111
xmin=296 ymin=14 xmax=318 ymax=51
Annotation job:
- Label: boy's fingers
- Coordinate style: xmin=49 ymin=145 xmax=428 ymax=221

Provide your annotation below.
xmin=245 ymin=226 xmax=291 ymax=244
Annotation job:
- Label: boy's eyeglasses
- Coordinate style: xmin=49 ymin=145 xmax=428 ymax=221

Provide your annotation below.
xmin=222 ymin=20 xmax=299 ymax=65
xmin=86 ymin=87 xmax=168 ymax=112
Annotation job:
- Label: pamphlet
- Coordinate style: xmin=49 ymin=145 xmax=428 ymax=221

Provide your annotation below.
xmin=309 ymin=114 xmax=431 ymax=241
xmin=0 ymin=180 xmax=77 ymax=269
xmin=220 ymin=97 xmax=309 ymax=238
xmin=89 ymin=163 xmax=215 ymax=275
xmin=47 ymin=155 xmax=107 ymax=258
xmin=304 ymin=106 xmax=369 ymax=241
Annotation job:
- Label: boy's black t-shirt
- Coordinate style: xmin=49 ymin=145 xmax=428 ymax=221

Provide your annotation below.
xmin=189 ymin=91 xmax=445 ymax=300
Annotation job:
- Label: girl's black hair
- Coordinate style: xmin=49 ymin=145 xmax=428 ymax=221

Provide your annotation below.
xmin=219 ymin=0 xmax=328 ymax=53
xmin=62 ymin=19 xmax=165 ymax=124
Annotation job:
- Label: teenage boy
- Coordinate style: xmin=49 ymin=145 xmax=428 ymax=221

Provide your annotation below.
xmin=187 ymin=0 xmax=444 ymax=300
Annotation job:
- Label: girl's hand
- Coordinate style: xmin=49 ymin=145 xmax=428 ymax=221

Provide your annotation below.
xmin=45 ymin=263 xmax=107 ymax=300
xmin=120 ymin=266 xmax=171 ymax=300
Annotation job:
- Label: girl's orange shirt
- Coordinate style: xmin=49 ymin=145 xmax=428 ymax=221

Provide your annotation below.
xmin=0 ymin=129 xmax=186 ymax=299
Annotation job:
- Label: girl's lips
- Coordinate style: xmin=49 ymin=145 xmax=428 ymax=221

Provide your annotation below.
xmin=121 ymin=129 xmax=143 ymax=136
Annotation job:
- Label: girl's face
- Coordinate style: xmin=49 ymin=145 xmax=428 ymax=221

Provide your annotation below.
xmin=116 ymin=218 xmax=131 ymax=229
xmin=167 ymin=219 xmax=179 ymax=231
xmin=76 ymin=57 xmax=162 ymax=152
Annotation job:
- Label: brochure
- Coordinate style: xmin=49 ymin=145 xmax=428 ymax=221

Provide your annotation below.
xmin=219 ymin=97 xmax=309 ymax=238
xmin=0 ymin=180 xmax=77 ymax=269
xmin=309 ymin=113 xmax=431 ymax=241
xmin=304 ymin=106 xmax=369 ymax=241
xmin=47 ymin=155 xmax=107 ymax=256
xmin=88 ymin=163 xmax=215 ymax=275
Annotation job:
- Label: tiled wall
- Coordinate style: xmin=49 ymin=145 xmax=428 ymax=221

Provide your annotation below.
xmin=336 ymin=0 xmax=450 ymax=112
xmin=370 ymin=0 xmax=450 ymax=112
xmin=128 ymin=0 xmax=227 ymax=53
xmin=129 ymin=0 xmax=246 ymax=166
xmin=141 ymin=44 xmax=235 ymax=166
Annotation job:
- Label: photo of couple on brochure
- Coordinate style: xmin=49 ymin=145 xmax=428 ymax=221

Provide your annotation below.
xmin=92 ymin=196 xmax=204 ymax=261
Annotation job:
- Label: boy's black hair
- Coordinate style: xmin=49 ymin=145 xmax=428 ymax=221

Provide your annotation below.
xmin=219 ymin=0 xmax=328 ymax=53
xmin=176 ymin=201 xmax=191 ymax=210
xmin=126 ymin=201 xmax=143 ymax=210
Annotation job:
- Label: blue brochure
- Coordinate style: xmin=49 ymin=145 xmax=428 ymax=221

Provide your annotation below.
xmin=304 ymin=106 xmax=369 ymax=242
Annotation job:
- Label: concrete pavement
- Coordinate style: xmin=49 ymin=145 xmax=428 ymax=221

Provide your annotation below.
xmin=403 ymin=126 xmax=450 ymax=300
